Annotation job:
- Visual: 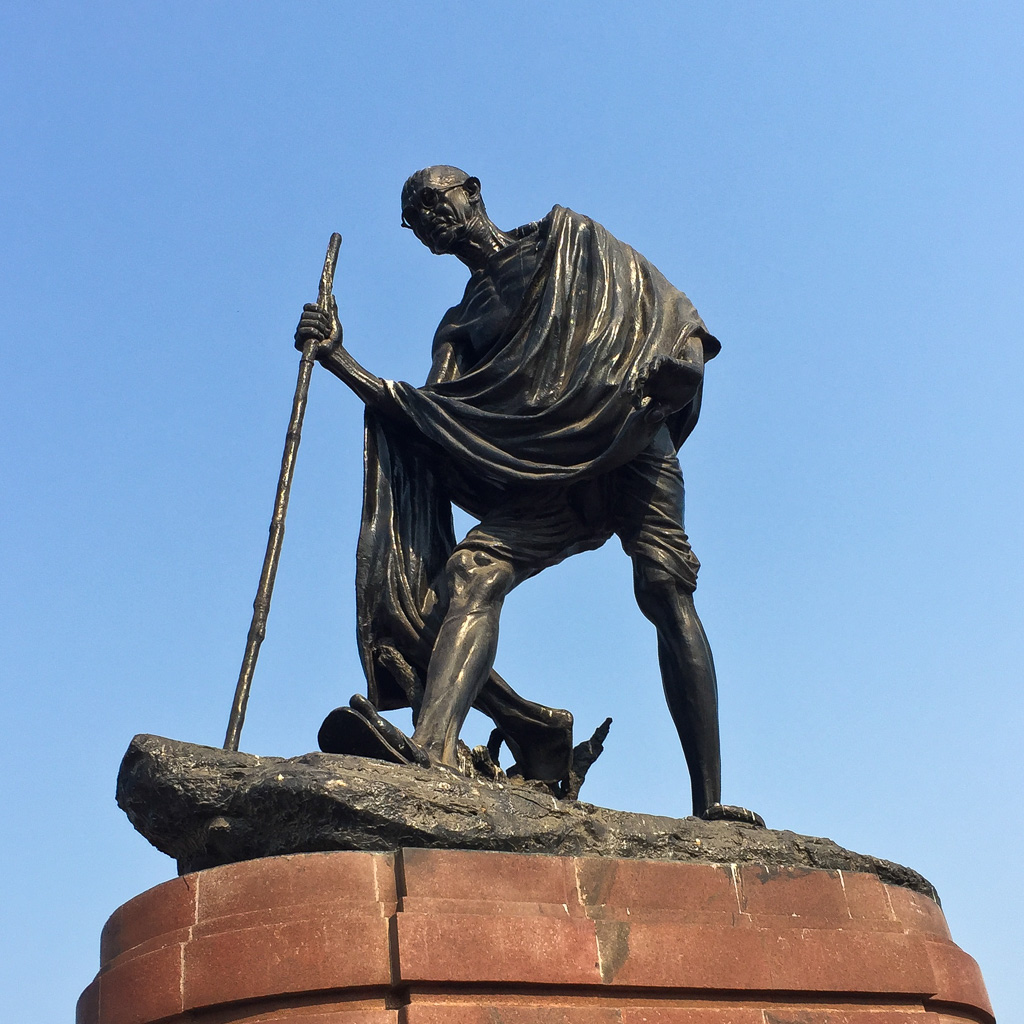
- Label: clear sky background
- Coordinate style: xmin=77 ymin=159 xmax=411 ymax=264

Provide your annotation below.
xmin=1 ymin=3 xmax=1021 ymax=1020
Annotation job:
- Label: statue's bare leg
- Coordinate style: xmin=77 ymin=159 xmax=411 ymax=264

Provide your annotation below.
xmin=416 ymin=564 xmax=574 ymax=781
xmin=632 ymin=561 xmax=722 ymax=817
xmin=412 ymin=548 xmax=517 ymax=765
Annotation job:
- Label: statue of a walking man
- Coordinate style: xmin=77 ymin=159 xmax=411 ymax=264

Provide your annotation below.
xmin=297 ymin=166 xmax=757 ymax=823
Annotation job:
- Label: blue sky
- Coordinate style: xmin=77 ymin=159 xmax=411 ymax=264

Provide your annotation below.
xmin=1 ymin=2 xmax=1021 ymax=1019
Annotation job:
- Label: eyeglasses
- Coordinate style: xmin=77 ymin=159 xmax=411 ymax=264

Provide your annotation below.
xmin=401 ymin=179 xmax=476 ymax=229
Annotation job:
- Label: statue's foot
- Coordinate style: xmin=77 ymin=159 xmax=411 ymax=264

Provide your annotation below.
xmin=318 ymin=695 xmax=431 ymax=769
xmin=493 ymin=708 xmax=574 ymax=786
xmin=701 ymin=803 xmax=766 ymax=828
xmin=564 ymin=717 xmax=613 ymax=801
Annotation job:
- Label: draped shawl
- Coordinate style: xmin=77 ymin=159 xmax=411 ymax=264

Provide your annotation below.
xmin=356 ymin=206 xmax=719 ymax=710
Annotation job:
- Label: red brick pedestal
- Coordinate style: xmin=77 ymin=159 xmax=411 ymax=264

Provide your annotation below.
xmin=77 ymin=848 xmax=993 ymax=1024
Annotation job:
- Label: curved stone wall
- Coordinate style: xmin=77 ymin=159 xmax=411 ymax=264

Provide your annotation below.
xmin=76 ymin=848 xmax=994 ymax=1023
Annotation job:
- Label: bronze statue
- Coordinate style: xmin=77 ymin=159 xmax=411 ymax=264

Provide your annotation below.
xmin=296 ymin=166 xmax=757 ymax=823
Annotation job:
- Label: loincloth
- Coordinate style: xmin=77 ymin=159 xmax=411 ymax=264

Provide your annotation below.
xmin=456 ymin=428 xmax=700 ymax=592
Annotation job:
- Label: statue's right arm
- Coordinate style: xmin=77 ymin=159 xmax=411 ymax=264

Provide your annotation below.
xmin=317 ymin=343 xmax=389 ymax=408
xmin=295 ymin=300 xmax=388 ymax=409
xmin=426 ymin=338 xmax=459 ymax=385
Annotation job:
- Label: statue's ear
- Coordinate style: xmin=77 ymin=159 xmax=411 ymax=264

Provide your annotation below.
xmin=464 ymin=176 xmax=481 ymax=201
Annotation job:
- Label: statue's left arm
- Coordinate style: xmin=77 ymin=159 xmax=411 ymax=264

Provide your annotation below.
xmin=634 ymin=332 xmax=705 ymax=422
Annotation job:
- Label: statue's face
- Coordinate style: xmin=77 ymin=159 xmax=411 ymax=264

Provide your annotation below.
xmin=402 ymin=170 xmax=478 ymax=255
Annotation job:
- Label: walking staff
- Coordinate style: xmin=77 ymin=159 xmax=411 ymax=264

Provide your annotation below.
xmin=223 ymin=233 xmax=342 ymax=751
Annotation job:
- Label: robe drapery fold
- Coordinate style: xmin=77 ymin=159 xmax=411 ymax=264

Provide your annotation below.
xmin=356 ymin=206 xmax=719 ymax=711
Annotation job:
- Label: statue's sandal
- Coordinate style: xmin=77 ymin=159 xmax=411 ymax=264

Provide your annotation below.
xmin=318 ymin=694 xmax=431 ymax=769
xmin=701 ymin=803 xmax=766 ymax=828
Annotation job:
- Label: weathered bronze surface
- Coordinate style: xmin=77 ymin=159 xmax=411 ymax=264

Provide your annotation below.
xmin=294 ymin=167 xmax=756 ymax=822
xmin=117 ymin=734 xmax=935 ymax=900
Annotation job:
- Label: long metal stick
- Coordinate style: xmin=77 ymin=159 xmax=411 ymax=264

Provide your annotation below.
xmin=224 ymin=232 xmax=342 ymax=751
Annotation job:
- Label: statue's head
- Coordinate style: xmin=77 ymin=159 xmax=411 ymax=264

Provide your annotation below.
xmin=401 ymin=165 xmax=483 ymax=254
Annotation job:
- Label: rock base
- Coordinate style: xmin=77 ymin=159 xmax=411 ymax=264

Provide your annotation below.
xmin=77 ymin=847 xmax=994 ymax=1024
xmin=118 ymin=734 xmax=935 ymax=899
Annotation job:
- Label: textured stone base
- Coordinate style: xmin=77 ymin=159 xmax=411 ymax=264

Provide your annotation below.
xmin=76 ymin=849 xmax=993 ymax=1024
xmin=117 ymin=735 xmax=935 ymax=901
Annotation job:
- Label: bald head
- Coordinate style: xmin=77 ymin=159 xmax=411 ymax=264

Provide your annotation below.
xmin=402 ymin=165 xmax=472 ymax=209
xmin=399 ymin=165 xmax=511 ymax=270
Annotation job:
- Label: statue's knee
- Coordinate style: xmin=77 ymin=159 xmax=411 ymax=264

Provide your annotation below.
xmin=445 ymin=548 xmax=515 ymax=608
xmin=632 ymin=560 xmax=682 ymax=619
